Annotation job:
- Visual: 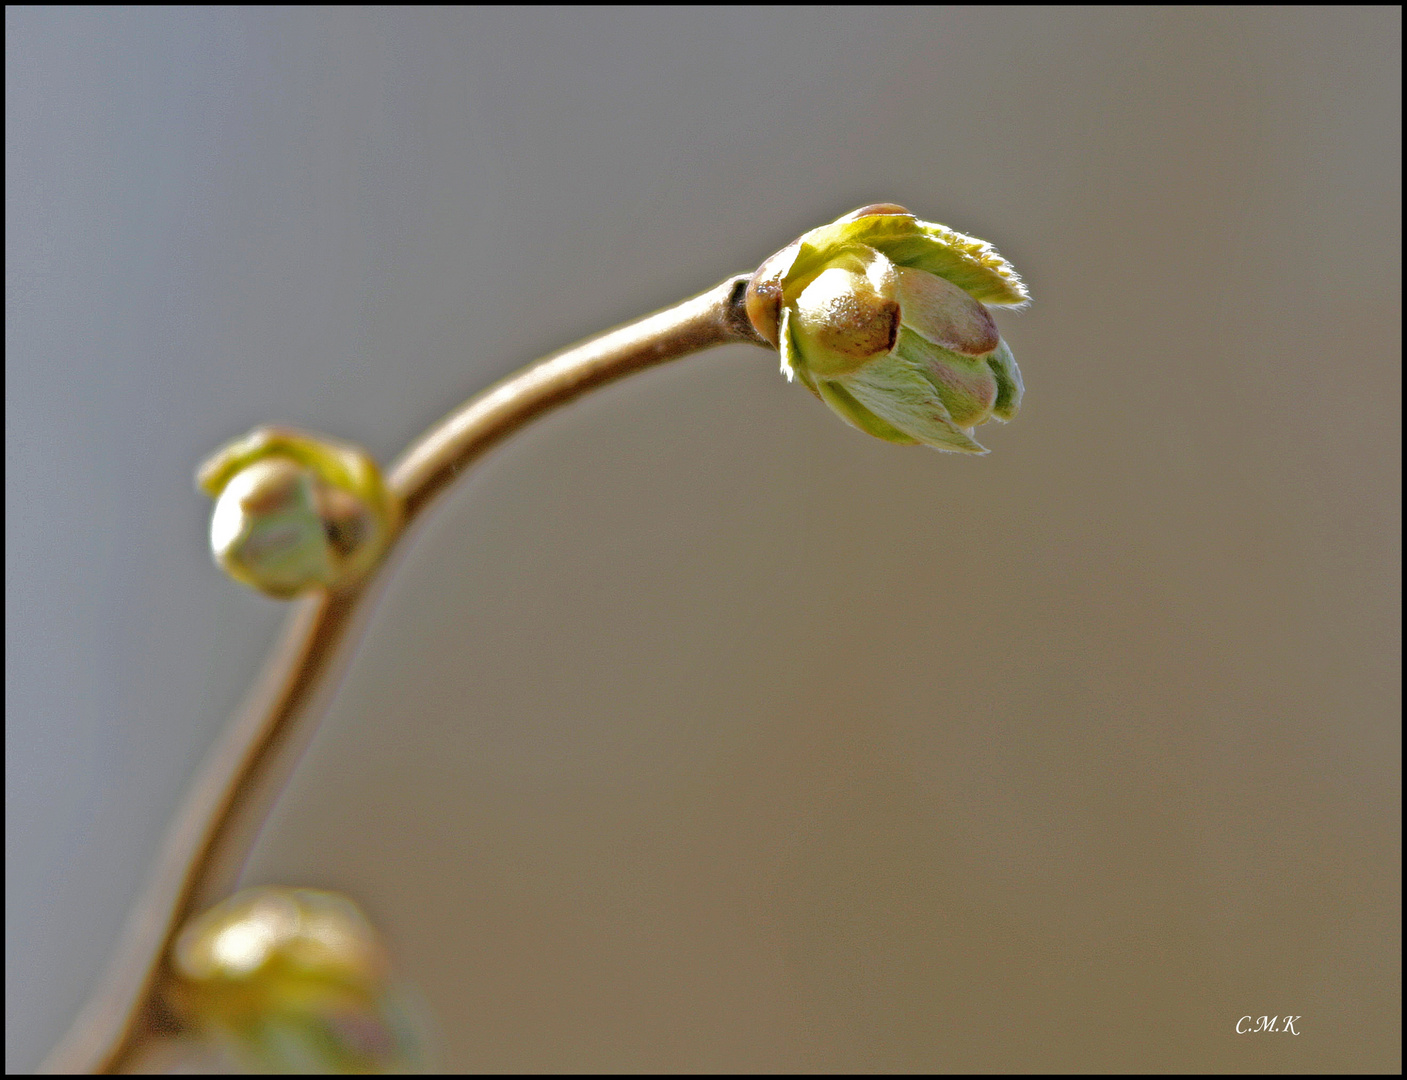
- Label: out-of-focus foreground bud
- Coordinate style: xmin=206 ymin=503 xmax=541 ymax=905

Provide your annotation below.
xmin=197 ymin=427 xmax=400 ymax=598
xmin=746 ymin=204 xmax=1028 ymax=453
xmin=168 ymin=886 xmax=428 ymax=1073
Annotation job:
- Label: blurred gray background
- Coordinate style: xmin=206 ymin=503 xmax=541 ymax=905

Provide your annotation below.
xmin=7 ymin=7 xmax=1400 ymax=1072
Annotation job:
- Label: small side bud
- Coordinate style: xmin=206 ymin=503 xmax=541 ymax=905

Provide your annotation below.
xmin=169 ymin=886 xmax=427 ymax=1073
xmin=197 ymin=426 xmax=399 ymax=598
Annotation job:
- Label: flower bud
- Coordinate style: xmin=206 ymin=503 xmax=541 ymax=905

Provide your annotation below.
xmin=747 ymin=205 xmax=1028 ymax=453
xmin=169 ymin=886 xmax=426 ymax=1073
xmin=197 ymin=426 xmax=399 ymax=598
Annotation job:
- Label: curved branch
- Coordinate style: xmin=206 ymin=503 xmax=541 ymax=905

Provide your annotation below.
xmin=44 ymin=273 xmax=766 ymax=1074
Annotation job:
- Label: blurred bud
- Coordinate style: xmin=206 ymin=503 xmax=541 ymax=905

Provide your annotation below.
xmin=197 ymin=427 xmax=399 ymax=598
xmin=746 ymin=205 xmax=1028 ymax=453
xmin=169 ymin=886 xmax=427 ymax=1073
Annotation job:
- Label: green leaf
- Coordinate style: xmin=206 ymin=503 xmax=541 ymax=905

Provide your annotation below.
xmin=877 ymin=220 xmax=1029 ymax=307
xmin=891 ymin=328 xmax=999 ymax=429
xmin=784 ymin=214 xmax=1028 ymax=308
xmin=815 ymin=379 xmax=920 ymax=445
xmin=985 ymin=338 xmax=1024 ymax=422
xmin=839 ymin=350 xmax=987 ymax=454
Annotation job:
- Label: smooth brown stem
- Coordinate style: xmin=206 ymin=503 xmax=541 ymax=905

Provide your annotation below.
xmin=43 ymin=273 xmax=766 ymax=1074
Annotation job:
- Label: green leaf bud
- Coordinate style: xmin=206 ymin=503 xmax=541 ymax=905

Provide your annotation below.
xmin=197 ymin=426 xmax=399 ymax=598
xmin=748 ymin=205 xmax=1028 ymax=453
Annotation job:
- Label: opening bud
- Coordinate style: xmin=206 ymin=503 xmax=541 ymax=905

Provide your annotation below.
xmin=747 ymin=204 xmax=1029 ymax=454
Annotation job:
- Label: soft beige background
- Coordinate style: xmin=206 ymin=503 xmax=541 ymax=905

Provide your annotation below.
xmin=8 ymin=7 xmax=1400 ymax=1072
